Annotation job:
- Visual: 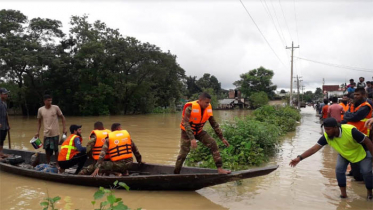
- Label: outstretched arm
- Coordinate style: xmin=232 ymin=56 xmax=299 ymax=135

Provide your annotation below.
xmin=289 ymin=144 xmax=323 ymax=167
xmin=209 ymin=116 xmax=229 ymax=147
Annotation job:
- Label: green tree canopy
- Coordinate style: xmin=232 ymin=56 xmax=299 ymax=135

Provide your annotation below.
xmin=233 ymin=66 xmax=277 ymax=99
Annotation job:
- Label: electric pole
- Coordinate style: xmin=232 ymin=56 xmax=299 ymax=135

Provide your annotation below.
xmin=301 ymin=85 xmax=305 ymax=101
xmin=286 ymin=41 xmax=299 ymax=106
xmin=295 ymin=75 xmax=302 ymax=110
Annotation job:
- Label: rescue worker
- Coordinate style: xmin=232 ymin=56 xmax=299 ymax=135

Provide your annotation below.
xmin=91 ymin=123 xmax=143 ymax=176
xmin=174 ymin=92 xmax=231 ymax=174
xmin=86 ymin=121 xmax=111 ymax=159
xmin=343 ymin=88 xmax=372 ymax=135
xmin=339 ymin=94 xmax=349 ymax=121
xmin=290 ymin=118 xmax=373 ymax=199
xmin=57 ymin=125 xmax=87 ymax=174
xmin=78 ymin=121 xmax=110 ymax=175
xmin=342 ymin=88 xmax=373 ymax=180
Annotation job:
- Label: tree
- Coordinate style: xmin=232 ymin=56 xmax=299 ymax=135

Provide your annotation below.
xmin=196 ymin=73 xmax=221 ymax=95
xmin=1 ymin=12 xmax=186 ymax=115
xmin=303 ymin=91 xmax=314 ymax=102
xmin=314 ymin=87 xmax=324 ymax=100
xmin=0 ymin=9 xmax=64 ymax=115
xmin=249 ymin=91 xmax=269 ymax=109
xmin=233 ymin=66 xmax=277 ymax=99
xmin=280 ymin=89 xmax=286 ymax=93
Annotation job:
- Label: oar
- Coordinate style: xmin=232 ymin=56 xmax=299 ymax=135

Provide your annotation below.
xmin=7 ymin=129 xmax=11 ymax=149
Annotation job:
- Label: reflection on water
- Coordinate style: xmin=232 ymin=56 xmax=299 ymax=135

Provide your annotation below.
xmin=1 ymin=108 xmax=372 ymax=209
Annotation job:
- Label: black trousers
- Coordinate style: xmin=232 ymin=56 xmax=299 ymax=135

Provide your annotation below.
xmin=58 ymin=153 xmax=87 ymax=174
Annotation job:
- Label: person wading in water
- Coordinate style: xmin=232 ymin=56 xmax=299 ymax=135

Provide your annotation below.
xmin=289 ymin=118 xmax=373 ymax=199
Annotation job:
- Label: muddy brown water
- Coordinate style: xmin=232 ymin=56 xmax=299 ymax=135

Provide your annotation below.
xmin=0 ymin=108 xmax=372 ymax=209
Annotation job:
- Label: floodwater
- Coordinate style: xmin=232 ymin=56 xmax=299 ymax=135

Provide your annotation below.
xmin=0 ymin=107 xmax=372 ymax=210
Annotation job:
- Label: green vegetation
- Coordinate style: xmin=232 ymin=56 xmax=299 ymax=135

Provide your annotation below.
xmin=234 ymin=66 xmax=277 ymax=100
xmin=40 ymin=181 xmax=139 ymax=210
xmin=249 ymin=91 xmax=269 ymax=109
xmin=185 ymin=105 xmax=301 ymax=170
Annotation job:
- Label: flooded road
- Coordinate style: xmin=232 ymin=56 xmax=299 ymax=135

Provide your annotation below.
xmin=0 ymin=107 xmax=372 ymax=209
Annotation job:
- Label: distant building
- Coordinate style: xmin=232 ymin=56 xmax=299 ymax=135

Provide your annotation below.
xmin=218 ymin=89 xmax=248 ymax=109
xmin=323 ymin=85 xmax=344 ymax=99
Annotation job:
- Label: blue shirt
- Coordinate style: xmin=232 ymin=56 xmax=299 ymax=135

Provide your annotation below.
xmin=347 ymin=87 xmax=355 ymax=93
xmin=74 ymin=137 xmax=86 ymax=153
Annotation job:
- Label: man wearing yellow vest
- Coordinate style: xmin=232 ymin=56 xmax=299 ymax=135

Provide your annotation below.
xmin=78 ymin=121 xmax=111 ymax=175
xmin=91 ymin=123 xmax=143 ymax=176
xmin=289 ymin=118 xmax=373 ymax=199
xmin=57 ymin=125 xmax=87 ymax=174
xmin=175 ymin=92 xmax=231 ymax=174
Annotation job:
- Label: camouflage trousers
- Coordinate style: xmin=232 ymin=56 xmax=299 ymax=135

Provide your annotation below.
xmin=79 ymin=158 xmax=133 ymax=175
xmin=174 ymin=130 xmax=222 ymax=174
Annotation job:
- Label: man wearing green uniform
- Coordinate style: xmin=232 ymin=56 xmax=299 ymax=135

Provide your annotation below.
xmin=290 ymin=118 xmax=373 ymax=199
xmin=174 ymin=92 xmax=231 ymax=174
xmin=90 ymin=123 xmax=143 ymax=176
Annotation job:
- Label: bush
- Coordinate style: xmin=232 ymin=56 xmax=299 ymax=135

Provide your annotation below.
xmin=185 ymin=105 xmax=301 ymax=170
xmin=249 ymin=91 xmax=269 ymax=109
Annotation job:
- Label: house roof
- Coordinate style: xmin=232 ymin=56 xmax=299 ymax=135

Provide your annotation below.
xmin=218 ymin=99 xmax=235 ymax=105
xmin=323 ymin=85 xmax=340 ymax=92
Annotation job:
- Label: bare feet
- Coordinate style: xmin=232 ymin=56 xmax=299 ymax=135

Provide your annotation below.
xmin=217 ymin=168 xmax=231 ymax=174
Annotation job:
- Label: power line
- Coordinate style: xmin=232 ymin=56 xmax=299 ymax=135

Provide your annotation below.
xmin=278 ymin=0 xmax=293 ymax=42
xmin=239 ymin=0 xmax=287 ymax=67
xmin=295 ymin=57 xmax=373 ymax=72
xmin=261 ymin=0 xmax=286 ymax=46
xmin=293 ymin=0 xmax=300 ymax=46
xmin=270 ymin=0 xmax=287 ymax=45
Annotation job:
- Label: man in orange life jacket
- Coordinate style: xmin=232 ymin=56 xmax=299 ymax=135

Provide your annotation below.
xmin=339 ymin=94 xmax=349 ymax=121
xmin=341 ymin=88 xmax=372 ymax=180
xmin=78 ymin=121 xmax=111 ymax=175
xmin=91 ymin=123 xmax=143 ymax=176
xmin=175 ymin=92 xmax=231 ymax=174
xmin=57 ymin=125 xmax=87 ymax=174
xmin=342 ymin=88 xmax=372 ymax=135
xmin=85 ymin=121 xmax=110 ymax=159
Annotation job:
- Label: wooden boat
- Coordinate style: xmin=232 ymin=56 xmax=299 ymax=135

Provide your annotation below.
xmin=0 ymin=149 xmax=278 ymax=191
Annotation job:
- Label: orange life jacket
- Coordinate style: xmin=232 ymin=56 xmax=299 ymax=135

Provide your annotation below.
xmin=58 ymin=134 xmax=83 ymax=161
xmin=180 ymin=100 xmax=213 ymax=135
xmin=91 ymin=129 xmax=111 ymax=160
xmin=108 ymin=130 xmax=132 ymax=161
xmin=322 ymin=105 xmax=329 ymax=119
xmin=347 ymin=101 xmax=372 ymax=135
xmin=339 ymin=102 xmax=348 ymax=120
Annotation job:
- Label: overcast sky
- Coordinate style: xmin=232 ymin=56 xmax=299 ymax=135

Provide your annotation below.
xmin=2 ymin=0 xmax=373 ymax=92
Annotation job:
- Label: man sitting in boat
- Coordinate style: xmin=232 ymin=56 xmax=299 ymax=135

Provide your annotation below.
xmin=78 ymin=121 xmax=111 ymax=175
xmin=86 ymin=121 xmax=111 ymax=159
xmin=175 ymin=92 xmax=231 ymax=174
xmin=57 ymin=125 xmax=87 ymax=174
xmin=90 ymin=123 xmax=143 ymax=176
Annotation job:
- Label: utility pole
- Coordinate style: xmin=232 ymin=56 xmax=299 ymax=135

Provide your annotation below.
xmin=295 ymin=75 xmax=301 ymax=109
xmin=286 ymin=41 xmax=299 ymax=106
xmin=301 ymin=85 xmax=305 ymax=101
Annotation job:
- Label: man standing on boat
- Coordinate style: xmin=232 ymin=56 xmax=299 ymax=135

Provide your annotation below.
xmin=90 ymin=123 xmax=143 ymax=176
xmin=0 ymin=88 xmax=10 ymax=159
xmin=174 ymin=92 xmax=231 ymax=174
xmin=289 ymin=118 xmax=373 ymax=199
xmin=58 ymin=125 xmax=87 ymax=174
xmin=35 ymin=94 xmax=67 ymax=165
